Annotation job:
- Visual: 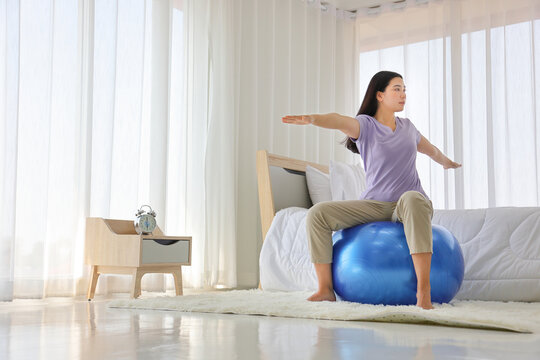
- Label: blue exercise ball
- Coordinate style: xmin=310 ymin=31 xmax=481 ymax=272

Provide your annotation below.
xmin=332 ymin=221 xmax=464 ymax=305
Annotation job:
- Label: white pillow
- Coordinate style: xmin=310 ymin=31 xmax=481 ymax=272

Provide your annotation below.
xmin=305 ymin=165 xmax=332 ymax=204
xmin=329 ymin=160 xmax=366 ymax=201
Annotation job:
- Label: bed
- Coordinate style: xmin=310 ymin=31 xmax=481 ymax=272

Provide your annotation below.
xmin=256 ymin=149 xmax=540 ymax=302
xmin=256 ymin=150 xmax=327 ymax=292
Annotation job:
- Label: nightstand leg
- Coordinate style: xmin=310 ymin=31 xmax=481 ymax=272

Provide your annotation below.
xmin=172 ymin=267 xmax=183 ymax=296
xmin=131 ymin=268 xmax=143 ymax=298
xmin=87 ymin=265 xmax=100 ymax=301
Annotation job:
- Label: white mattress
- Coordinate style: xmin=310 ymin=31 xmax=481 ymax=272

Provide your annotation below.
xmin=259 ymin=206 xmax=540 ymax=302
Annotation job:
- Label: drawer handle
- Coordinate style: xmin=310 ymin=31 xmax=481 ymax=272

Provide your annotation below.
xmin=147 ymin=239 xmax=179 ymax=246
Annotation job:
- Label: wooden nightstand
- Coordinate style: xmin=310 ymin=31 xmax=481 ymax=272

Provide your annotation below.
xmin=85 ymin=217 xmax=192 ymax=300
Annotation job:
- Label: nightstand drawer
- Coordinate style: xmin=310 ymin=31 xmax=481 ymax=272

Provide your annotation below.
xmin=141 ymin=238 xmax=190 ymax=264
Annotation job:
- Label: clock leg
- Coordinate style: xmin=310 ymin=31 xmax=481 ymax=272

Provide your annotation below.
xmin=172 ymin=267 xmax=183 ymax=296
xmin=87 ymin=266 xmax=100 ymax=301
xmin=131 ymin=268 xmax=143 ymax=298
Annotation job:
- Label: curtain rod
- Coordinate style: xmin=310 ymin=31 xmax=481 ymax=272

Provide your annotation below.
xmin=304 ymin=0 xmax=358 ymax=19
xmin=306 ymin=0 xmax=437 ymax=18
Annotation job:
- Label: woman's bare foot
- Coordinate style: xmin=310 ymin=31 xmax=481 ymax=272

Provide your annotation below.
xmin=307 ymin=289 xmax=336 ymax=302
xmin=416 ymin=288 xmax=434 ymax=310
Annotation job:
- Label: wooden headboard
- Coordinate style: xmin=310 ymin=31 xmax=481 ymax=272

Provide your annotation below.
xmin=256 ymin=150 xmax=329 ymax=241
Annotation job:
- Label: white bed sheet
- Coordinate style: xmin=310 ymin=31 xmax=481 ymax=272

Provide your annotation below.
xmin=259 ymin=207 xmax=317 ymax=292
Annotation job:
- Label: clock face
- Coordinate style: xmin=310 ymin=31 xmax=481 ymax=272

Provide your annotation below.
xmin=140 ymin=214 xmax=156 ymax=233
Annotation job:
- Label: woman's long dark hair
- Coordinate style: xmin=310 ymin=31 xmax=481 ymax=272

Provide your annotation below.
xmin=342 ymin=71 xmax=403 ymax=154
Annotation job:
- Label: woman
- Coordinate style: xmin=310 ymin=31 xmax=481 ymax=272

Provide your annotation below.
xmin=282 ymin=71 xmax=461 ymax=310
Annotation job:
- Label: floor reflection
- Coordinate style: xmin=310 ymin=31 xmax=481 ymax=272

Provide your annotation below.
xmin=0 ymin=297 xmax=539 ymax=360
xmin=255 ymin=316 xmax=468 ymax=360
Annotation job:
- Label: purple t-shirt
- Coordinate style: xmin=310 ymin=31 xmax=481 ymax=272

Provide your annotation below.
xmin=350 ymin=114 xmax=429 ymax=202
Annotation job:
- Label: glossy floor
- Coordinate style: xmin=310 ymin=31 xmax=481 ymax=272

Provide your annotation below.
xmin=1 ymin=291 xmax=540 ymax=360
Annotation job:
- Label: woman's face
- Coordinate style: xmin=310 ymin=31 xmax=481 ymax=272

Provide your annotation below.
xmin=377 ymin=77 xmax=406 ymax=113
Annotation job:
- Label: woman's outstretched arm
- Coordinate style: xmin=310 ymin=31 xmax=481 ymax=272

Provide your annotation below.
xmin=282 ymin=113 xmax=359 ymax=139
xmin=417 ymin=135 xmax=462 ymax=169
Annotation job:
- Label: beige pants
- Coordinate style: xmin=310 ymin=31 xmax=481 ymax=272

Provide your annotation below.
xmin=306 ymin=191 xmax=434 ymax=263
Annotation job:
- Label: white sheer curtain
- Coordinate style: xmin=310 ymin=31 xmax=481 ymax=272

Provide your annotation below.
xmin=0 ymin=0 xmax=235 ymax=301
xmin=1 ymin=0 xmax=92 ymax=300
xmin=232 ymin=0 xmax=356 ymax=286
xmin=0 ymin=0 xmax=354 ymax=299
xmin=354 ymin=0 xmax=540 ymax=210
xmin=182 ymin=0 xmax=238 ymax=289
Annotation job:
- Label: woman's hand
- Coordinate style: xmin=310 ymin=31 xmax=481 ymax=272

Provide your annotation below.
xmin=443 ymin=161 xmax=462 ymax=170
xmin=282 ymin=115 xmax=314 ymax=125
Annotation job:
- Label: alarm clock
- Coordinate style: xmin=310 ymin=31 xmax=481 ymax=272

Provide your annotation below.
xmin=134 ymin=205 xmax=157 ymax=235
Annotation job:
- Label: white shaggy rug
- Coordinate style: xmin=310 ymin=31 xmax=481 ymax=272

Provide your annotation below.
xmin=108 ymin=289 xmax=540 ymax=333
